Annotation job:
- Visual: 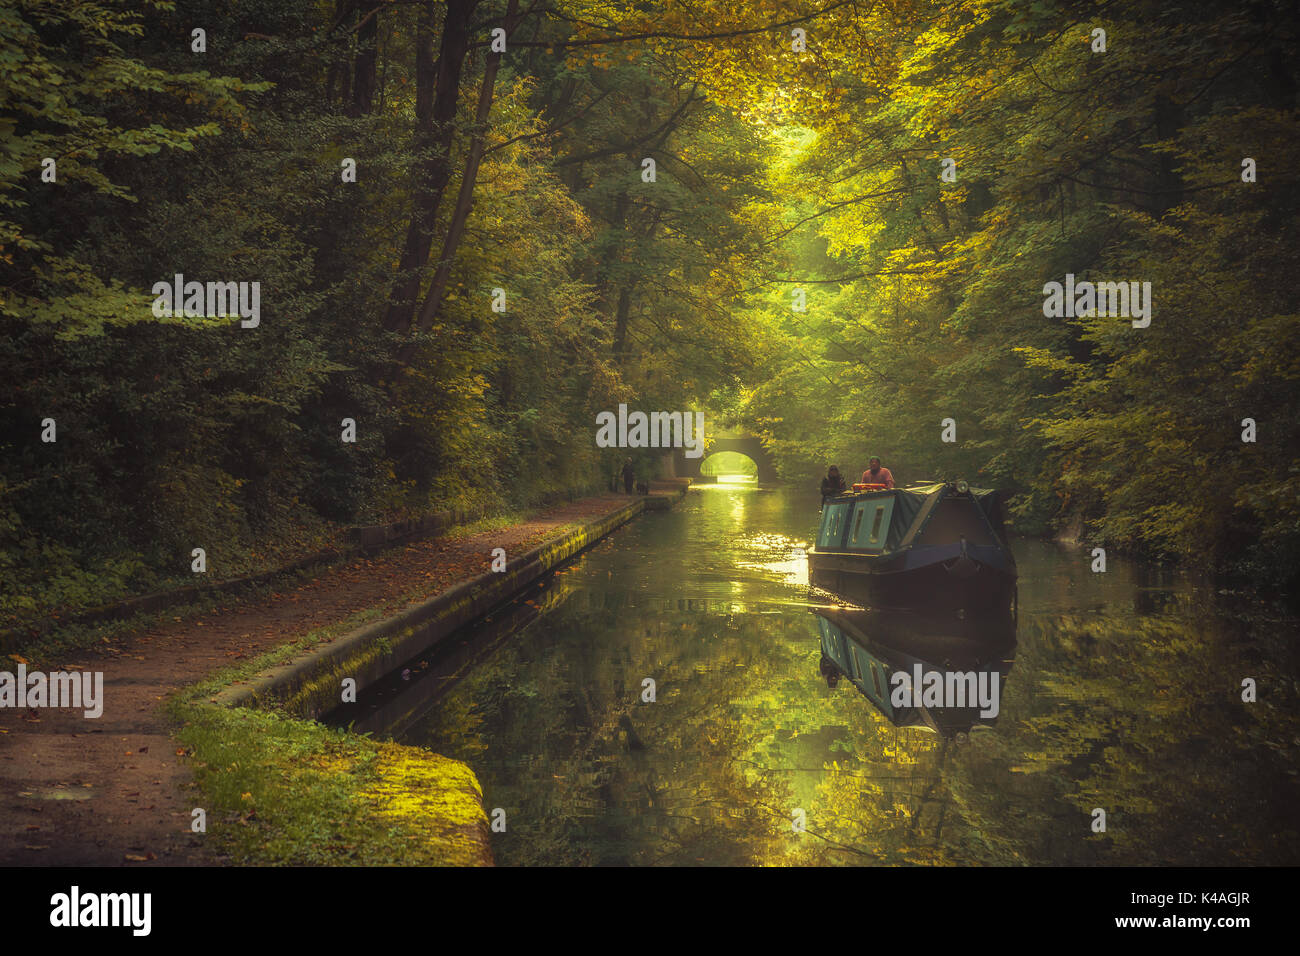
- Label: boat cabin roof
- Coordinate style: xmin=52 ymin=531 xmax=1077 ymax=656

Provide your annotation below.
xmin=819 ymin=481 xmax=1008 ymax=554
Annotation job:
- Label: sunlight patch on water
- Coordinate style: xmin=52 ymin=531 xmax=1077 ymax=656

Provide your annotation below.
xmin=733 ymin=530 xmax=810 ymax=587
xmin=699 ymin=474 xmax=758 ymax=487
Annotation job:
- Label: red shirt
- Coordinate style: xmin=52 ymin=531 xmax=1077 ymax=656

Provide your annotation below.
xmin=860 ymin=466 xmax=894 ymax=488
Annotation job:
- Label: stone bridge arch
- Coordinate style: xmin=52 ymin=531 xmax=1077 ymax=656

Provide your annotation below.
xmin=668 ymin=431 xmax=780 ymax=484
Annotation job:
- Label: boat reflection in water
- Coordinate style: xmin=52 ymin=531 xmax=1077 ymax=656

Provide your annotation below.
xmin=812 ymin=605 xmax=1017 ymax=738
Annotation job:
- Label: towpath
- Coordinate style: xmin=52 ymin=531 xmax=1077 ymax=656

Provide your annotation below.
xmin=0 ymin=492 xmax=647 ymax=865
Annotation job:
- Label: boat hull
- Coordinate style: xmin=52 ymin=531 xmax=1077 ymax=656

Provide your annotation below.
xmin=809 ymin=549 xmax=1017 ymax=616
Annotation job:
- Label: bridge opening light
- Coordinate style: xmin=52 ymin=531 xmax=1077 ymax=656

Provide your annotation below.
xmin=700 ymin=451 xmax=759 ymax=483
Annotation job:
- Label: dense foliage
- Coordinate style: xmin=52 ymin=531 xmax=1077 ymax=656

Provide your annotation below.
xmin=0 ymin=0 xmax=771 ymax=623
xmin=2 ymin=0 xmax=1296 ymax=624
xmin=716 ymin=0 xmax=1300 ymax=585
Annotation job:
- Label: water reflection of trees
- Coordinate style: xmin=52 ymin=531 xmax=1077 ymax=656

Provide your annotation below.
xmin=407 ymin=605 xmax=789 ymax=864
xmin=801 ymin=605 xmax=1299 ymax=865
xmin=941 ymin=609 xmax=1300 ymax=865
xmin=405 ymin=595 xmax=1299 ymax=865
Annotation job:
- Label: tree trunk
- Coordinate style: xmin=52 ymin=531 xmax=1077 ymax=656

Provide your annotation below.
xmin=401 ymin=0 xmax=521 ymax=364
xmin=1152 ymin=93 xmax=1184 ymax=214
xmin=351 ymin=4 xmax=380 ymax=116
xmin=612 ymin=284 xmax=633 ymax=361
xmin=382 ymin=0 xmax=478 ymax=338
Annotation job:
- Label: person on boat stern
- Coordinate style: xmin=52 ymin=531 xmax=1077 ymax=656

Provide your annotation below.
xmin=621 ymin=457 xmax=635 ymax=494
xmin=861 ymin=456 xmax=894 ymax=488
xmin=820 ymin=465 xmax=846 ymax=501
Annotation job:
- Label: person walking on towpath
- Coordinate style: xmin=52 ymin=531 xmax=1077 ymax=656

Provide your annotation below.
xmin=861 ymin=456 xmax=894 ymax=488
xmin=622 ymin=458 xmax=635 ymax=494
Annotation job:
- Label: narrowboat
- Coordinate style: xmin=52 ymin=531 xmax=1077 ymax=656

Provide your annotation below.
xmin=809 ymin=481 xmax=1016 ymax=616
xmin=812 ymin=606 xmax=1016 ymax=737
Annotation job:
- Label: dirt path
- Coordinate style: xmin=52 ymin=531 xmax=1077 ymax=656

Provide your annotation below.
xmin=0 ymin=493 xmax=639 ymax=865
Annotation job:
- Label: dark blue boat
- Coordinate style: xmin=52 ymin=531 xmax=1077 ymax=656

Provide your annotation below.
xmin=809 ymin=481 xmax=1017 ymax=616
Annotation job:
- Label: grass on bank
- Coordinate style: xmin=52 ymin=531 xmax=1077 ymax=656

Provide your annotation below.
xmin=166 ymin=609 xmax=491 ymax=866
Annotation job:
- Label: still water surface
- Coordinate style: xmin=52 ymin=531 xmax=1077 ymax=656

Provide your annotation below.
xmin=338 ymin=480 xmax=1300 ymax=865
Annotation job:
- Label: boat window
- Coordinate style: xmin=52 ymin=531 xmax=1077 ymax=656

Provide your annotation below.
xmin=850 ymin=497 xmax=894 ymax=550
xmin=819 ymin=502 xmax=850 ymax=547
xmin=850 ymin=646 xmax=868 ymax=682
xmin=870 ymin=664 xmax=883 ymax=699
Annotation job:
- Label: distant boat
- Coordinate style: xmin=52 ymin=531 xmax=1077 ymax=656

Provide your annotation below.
xmin=812 ymin=606 xmax=1016 ymax=737
xmin=809 ymin=481 xmax=1017 ymax=616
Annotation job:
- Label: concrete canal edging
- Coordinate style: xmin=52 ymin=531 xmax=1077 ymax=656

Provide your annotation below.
xmin=213 ymin=485 xmax=688 ymax=720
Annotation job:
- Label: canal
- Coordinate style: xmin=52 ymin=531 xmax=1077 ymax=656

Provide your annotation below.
xmin=330 ymin=480 xmax=1300 ymax=866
